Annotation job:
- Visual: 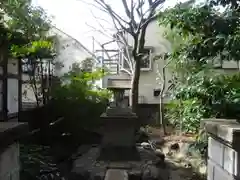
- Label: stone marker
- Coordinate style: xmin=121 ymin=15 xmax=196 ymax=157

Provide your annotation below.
xmin=99 ymin=77 xmax=138 ymax=161
xmin=70 ymin=75 xmax=169 ymax=180
xmin=105 ymin=169 xmax=128 ymax=180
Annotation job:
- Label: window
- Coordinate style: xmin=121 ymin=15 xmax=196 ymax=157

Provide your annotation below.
xmin=120 ymin=47 xmax=153 ymax=71
xmin=140 ymin=48 xmax=152 ymax=70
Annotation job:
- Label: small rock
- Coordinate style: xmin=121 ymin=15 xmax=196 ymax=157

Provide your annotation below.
xmin=170 ymin=143 xmax=180 ymax=150
xmin=184 ymin=162 xmax=192 ymax=168
xmin=141 ymin=142 xmax=151 ymax=149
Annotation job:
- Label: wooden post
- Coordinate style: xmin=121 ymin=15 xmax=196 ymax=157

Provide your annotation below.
xmin=18 ymin=58 xmax=22 ymax=114
xmin=1 ymin=43 xmax=8 ymax=121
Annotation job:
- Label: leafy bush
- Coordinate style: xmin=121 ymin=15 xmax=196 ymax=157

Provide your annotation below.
xmin=20 ymin=145 xmax=64 ymax=180
xmin=189 ymin=130 xmax=208 ymax=158
xmin=20 ymin=68 xmax=111 ymax=144
xmin=166 ymin=98 xmax=206 ymax=133
xmin=166 ymin=71 xmax=240 ymax=133
xmin=159 ymin=0 xmax=240 ymax=157
xmin=48 ymin=68 xmax=111 ymax=137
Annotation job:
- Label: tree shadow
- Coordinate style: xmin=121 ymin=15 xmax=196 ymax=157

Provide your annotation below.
xmin=97 ymin=146 xmax=141 ymax=161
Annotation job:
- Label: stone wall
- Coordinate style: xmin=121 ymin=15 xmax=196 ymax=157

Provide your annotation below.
xmin=0 ymin=122 xmax=28 ymax=180
xmin=0 ymin=144 xmax=20 ymax=180
xmin=203 ymin=119 xmax=240 ymax=180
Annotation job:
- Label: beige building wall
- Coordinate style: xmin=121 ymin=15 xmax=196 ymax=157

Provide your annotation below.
xmin=120 ymin=21 xmax=239 ymax=104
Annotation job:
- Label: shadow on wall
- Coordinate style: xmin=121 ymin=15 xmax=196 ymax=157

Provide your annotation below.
xmin=137 ymin=104 xmax=160 ymax=126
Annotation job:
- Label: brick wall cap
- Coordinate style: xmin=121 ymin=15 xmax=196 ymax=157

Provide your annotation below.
xmin=202 ymin=118 xmax=240 ymax=147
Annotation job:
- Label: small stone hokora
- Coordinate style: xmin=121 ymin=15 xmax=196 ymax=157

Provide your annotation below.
xmin=110 ymin=89 xmax=127 ymax=108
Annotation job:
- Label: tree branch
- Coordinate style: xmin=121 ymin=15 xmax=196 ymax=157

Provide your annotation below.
xmin=85 ymin=22 xmax=114 ymax=40
xmin=78 ymin=0 xmax=109 ymax=13
xmin=122 ymin=0 xmax=131 ymax=18
xmin=136 ymin=0 xmax=145 ymax=18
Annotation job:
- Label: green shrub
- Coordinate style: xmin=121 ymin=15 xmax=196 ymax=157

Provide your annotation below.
xmin=166 ymin=98 xmax=206 ymax=133
xmin=166 ymin=72 xmax=240 ymax=133
xmin=50 ymin=69 xmax=111 ymax=136
xmin=20 ymin=68 xmax=111 ymax=144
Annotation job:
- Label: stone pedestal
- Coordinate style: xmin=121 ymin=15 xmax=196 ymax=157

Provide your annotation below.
xmin=203 ymin=119 xmax=240 ymax=180
xmin=0 ymin=122 xmax=28 ymax=180
xmin=70 ymin=76 xmax=169 ymax=180
xmin=99 ymin=108 xmax=138 ymax=161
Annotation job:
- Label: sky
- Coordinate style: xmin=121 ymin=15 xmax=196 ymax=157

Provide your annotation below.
xmin=31 ymin=0 xmax=183 ymax=51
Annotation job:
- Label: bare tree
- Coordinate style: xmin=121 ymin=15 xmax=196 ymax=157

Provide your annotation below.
xmin=155 ymin=53 xmax=173 ymax=135
xmin=82 ymin=0 xmax=165 ymax=112
xmin=22 ymin=57 xmax=55 ymax=106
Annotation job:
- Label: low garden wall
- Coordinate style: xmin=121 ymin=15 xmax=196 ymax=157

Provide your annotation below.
xmin=0 ymin=122 xmax=28 ymax=180
xmin=203 ymin=119 xmax=240 ymax=180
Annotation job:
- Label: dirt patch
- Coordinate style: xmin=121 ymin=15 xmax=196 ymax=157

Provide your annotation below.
xmin=146 ymin=126 xmax=207 ymax=180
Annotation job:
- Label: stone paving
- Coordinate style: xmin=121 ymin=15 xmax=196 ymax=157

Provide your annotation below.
xmin=70 ymin=145 xmax=169 ymax=180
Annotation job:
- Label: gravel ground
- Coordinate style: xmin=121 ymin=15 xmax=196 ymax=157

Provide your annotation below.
xmin=147 ymin=126 xmax=207 ymax=180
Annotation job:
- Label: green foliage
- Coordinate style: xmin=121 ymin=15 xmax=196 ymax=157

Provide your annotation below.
xmin=11 ymin=40 xmax=55 ymax=58
xmin=0 ymin=0 xmax=54 ymax=58
xmin=158 ymin=2 xmax=240 ymax=78
xmin=0 ymin=0 xmax=58 ymax=106
xmin=166 ymin=99 xmax=206 ymax=133
xmin=166 ymin=71 xmax=240 ymax=132
xmin=20 ymin=144 xmax=64 ymax=180
xmin=60 ymin=63 xmax=111 ymax=101
xmin=159 ymin=0 xmax=240 ymax=134
xmin=190 ymin=129 xmax=208 ymax=153
xmin=51 ymin=67 xmax=111 ymax=132
xmin=1 ymin=0 xmax=51 ymax=40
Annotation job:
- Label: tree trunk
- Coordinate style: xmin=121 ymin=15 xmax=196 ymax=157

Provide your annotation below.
xmin=159 ymin=93 xmax=166 ymax=135
xmin=31 ymin=75 xmax=40 ymax=107
xmin=40 ymin=60 xmax=46 ymax=105
xmin=130 ymin=59 xmax=140 ymax=113
xmin=1 ymin=43 xmax=8 ymax=121
xmin=160 ymin=65 xmax=167 ymax=135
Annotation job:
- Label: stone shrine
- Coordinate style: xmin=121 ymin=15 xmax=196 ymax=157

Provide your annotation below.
xmin=70 ymin=75 xmax=169 ymax=180
xmin=99 ymin=84 xmax=138 ymax=161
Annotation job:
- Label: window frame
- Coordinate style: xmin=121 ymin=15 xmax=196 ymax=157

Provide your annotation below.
xmin=119 ymin=46 xmax=153 ymax=72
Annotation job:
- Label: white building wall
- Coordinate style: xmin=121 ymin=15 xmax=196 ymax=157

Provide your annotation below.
xmin=122 ymin=21 xmax=239 ymax=104
xmin=22 ymin=74 xmax=37 ymax=103
xmin=123 ymin=21 xmax=173 ymax=104
xmin=48 ymin=27 xmax=93 ymax=76
xmin=0 ymin=59 xmax=19 ymax=114
xmin=8 ymin=59 xmax=19 ymax=114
